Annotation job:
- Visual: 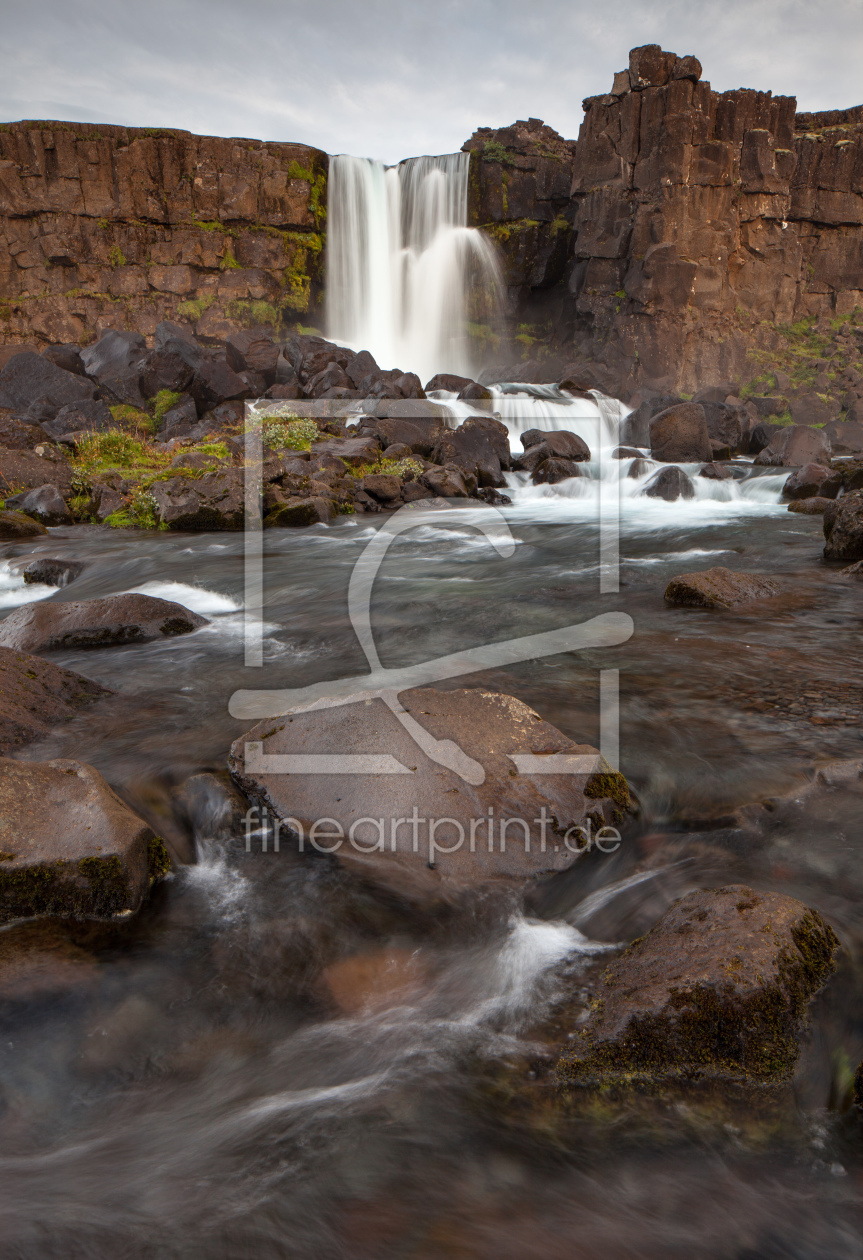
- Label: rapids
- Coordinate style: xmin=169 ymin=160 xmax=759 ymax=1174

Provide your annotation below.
xmin=0 ymin=393 xmax=862 ymax=1258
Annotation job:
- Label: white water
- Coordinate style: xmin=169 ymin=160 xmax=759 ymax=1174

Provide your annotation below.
xmin=327 ymin=153 xmax=502 ymax=383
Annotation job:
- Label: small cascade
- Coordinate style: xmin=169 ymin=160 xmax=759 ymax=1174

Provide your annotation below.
xmin=327 ymin=153 xmax=502 ymax=383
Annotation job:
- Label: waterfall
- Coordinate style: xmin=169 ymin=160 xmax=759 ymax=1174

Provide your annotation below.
xmin=326 ymin=153 xmax=502 ymax=384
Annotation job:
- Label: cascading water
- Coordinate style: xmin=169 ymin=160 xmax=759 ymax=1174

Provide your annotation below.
xmin=326 ymin=153 xmax=502 ymax=383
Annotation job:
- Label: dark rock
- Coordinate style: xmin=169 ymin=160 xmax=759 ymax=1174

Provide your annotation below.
xmin=754 ymin=425 xmax=831 ymax=467
xmin=19 ymin=558 xmax=84 ymax=587
xmin=98 ymin=366 xmax=148 ymax=411
xmin=788 ymin=497 xmax=832 ymax=514
xmin=382 ymin=443 xmax=414 ymax=459
xmin=621 ymin=396 xmax=682 ymax=447
xmin=628 ymin=457 xmax=652 ymax=478
xmin=629 ymin=43 xmax=679 ymax=88
xmin=425 ymin=373 xmax=474 ymax=394
xmin=458 ymin=382 xmax=494 ymax=401
xmin=151 ymin=469 xmax=245 ymax=530
xmin=692 ymin=385 xmax=733 ymax=404
xmin=0 ymin=510 xmax=48 ymax=539
xmin=613 ymin=446 xmax=642 ymax=459
xmin=823 ymin=420 xmax=863 ymax=454
xmin=0 ymin=646 xmax=110 ymax=752
xmin=521 ymin=428 xmax=590 ymax=459
xmin=345 ymin=350 xmax=381 ymax=390
xmin=189 ymin=359 xmax=251 ymax=411
xmin=823 ymin=490 xmax=863 ymax=560
xmin=5 ymin=483 xmax=72 ymax=525
xmin=642 ymin=466 xmax=695 ymax=501
xmin=556 ymin=885 xmax=838 ymax=1086
xmin=311 ymin=437 xmax=381 ymax=467
xmin=264 ymin=383 xmax=301 ymax=400
xmin=42 ymin=398 xmax=114 ymax=439
xmin=155 ymin=321 xmax=198 ymax=349
xmin=789 ymin=393 xmax=840 ymax=426
xmin=229 ymin=687 xmax=631 ymax=902
xmin=649 ymin=404 xmax=712 ymax=463
xmin=263 ymin=497 xmax=336 ymax=527
xmin=154 ymin=395 xmax=197 ymax=440
xmin=432 ymin=418 xmax=509 ymax=488
xmin=532 ymin=458 xmax=584 ymax=484
xmin=41 ymin=345 xmax=85 ymax=376
xmin=225 ymin=330 xmax=279 ymax=384
xmin=393 ymin=372 xmax=425 ymax=399
xmin=402 ymin=480 xmax=435 ymax=503
xmin=840 ymin=559 xmax=863 ymax=577
xmin=664 ymin=567 xmax=780 ymax=607
xmin=699 ymin=461 xmax=733 ymax=480
xmin=748 ymin=396 xmax=788 ymax=419
xmin=420 ymin=465 xmax=471 ymax=497
xmin=0 ymin=757 xmax=167 ymax=923
xmin=0 ymin=447 xmax=72 ymax=497
xmin=0 ymin=594 xmax=208 ymax=653
xmin=0 ymin=352 xmax=97 ymax=415
xmin=474 ymin=486 xmax=512 ymax=505
xmin=749 ymin=422 xmax=784 ymax=454
xmin=700 ymin=401 xmax=747 ymax=452
xmin=357 ymin=415 xmax=445 ymax=457
xmin=80 ymin=330 xmax=146 ymax=379
xmin=361 ymin=473 xmax=401 ymax=501
xmin=782 ymin=462 xmax=842 ymax=500
xmin=138 ymin=349 xmax=195 ymax=397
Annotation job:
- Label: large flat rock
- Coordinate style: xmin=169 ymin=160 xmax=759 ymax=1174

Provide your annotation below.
xmin=0 ymin=757 xmax=171 ymax=923
xmin=556 ymin=885 xmax=838 ymax=1086
xmin=0 ymin=593 xmax=208 ymax=652
xmin=229 ymin=687 xmax=631 ymax=902
xmin=664 ymin=567 xmax=780 ymax=608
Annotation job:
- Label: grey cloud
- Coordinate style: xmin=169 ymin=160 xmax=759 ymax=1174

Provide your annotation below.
xmin=0 ymin=0 xmax=861 ymax=163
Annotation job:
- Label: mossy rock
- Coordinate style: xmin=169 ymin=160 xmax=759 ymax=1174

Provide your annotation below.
xmin=556 ymin=884 xmax=839 ymax=1088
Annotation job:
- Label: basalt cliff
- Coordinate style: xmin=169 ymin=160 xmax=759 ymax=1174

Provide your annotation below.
xmin=1 ymin=45 xmax=862 ymax=402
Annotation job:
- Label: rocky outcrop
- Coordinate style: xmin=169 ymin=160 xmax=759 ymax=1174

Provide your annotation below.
xmin=664 ymin=567 xmax=781 ymax=607
xmin=0 ymin=593 xmax=208 ymax=652
xmin=0 ymin=123 xmax=327 ymax=346
xmin=0 ymin=756 xmax=170 ymax=922
xmin=556 ymin=885 xmax=838 ymax=1086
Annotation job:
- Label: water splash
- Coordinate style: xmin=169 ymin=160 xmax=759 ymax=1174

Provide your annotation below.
xmin=327 ymin=153 xmax=502 ymax=382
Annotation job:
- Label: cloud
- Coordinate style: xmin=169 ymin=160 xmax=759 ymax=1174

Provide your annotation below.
xmin=1 ymin=0 xmax=861 ymax=162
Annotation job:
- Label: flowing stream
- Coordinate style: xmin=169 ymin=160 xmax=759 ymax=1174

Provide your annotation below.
xmin=1 ymin=394 xmax=862 ymax=1257
xmin=326 ymin=153 xmax=502 ymax=381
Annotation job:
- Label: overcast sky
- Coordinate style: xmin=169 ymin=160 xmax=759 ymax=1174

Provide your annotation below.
xmin=2 ymin=0 xmax=861 ymax=164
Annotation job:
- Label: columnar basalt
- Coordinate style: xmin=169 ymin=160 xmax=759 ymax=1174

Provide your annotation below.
xmin=0 ymin=122 xmax=327 ymax=348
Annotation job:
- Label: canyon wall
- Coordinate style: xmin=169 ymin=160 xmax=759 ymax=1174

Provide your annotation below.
xmin=466 ymin=45 xmax=863 ymax=395
xmin=0 ymin=122 xmax=327 ymax=355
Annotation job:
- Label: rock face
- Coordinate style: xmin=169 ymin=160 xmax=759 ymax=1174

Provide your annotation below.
xmin=556 ymin=885 xmax=838 ymax=1086
xmin=0 ymin=757 xmax=170 ymax=922
xmin=0 ymin=646 xmax=111 ymax=751
xmin=823 ymin=490 xmax=863 ymax=560
xmin=665 ymin=567 xmax=780 ymax=608
xmin=229 ymin=687 xmax=632 ymax=901
xmin=0 ymin=124 xmax=327 ymax=346
xmin=0 ymin=594 xmax=208 ymax=652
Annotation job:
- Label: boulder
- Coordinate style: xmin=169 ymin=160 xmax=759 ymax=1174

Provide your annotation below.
xmin=823 ymin=420 xmax=863 ymax=455
xmin=18 ymin=558 xmax=84 ymax=587
xmin=620 ymin=395 xmax=682 ymax=447
xmin=788 ymin=497 xmax=832 ymax=515
xmin=420 ymin=465 xmax=471 ymax=497
xmin=754 ymin=425 xmax=831 ymax=467
xmin=700 ymin=401 xmax=747 ymax=453
xmin=749 ymin=422 xmax=783 ymax=455
xmin=664 ymin=567 xmax=780 ymax=608
xmin=431 ymin=419 xmax=508 ymax=488
xmin=155 ymin=320 xmax=198 ymax=349
xmin=0 ymin=510 xmax=48 ymax=539
xmin=458 ymin=382 xmax=494 ymax=401
xmin=782 ymin=462 xmax=842 ymax=500
xmin=425 ymin=373 xmax=475 ymax=394
xmin=823 ymin=490 xmax=863 ymax=561
xmin=0 ymin=594 xmax=208 ymax=652
xmin=627 ymin=457 xmax=652 ymax=478
xmin=0 ymin=757 xmax=170 ymax=923
xmin=5 ymin=483 xmax=73 ymax=526
xmin=629 ymin=43 xmax=679 ymax=88
xmin=138 ymin=348 xmax=195 ymax=397
xmin=361 ymin=473 xmax=402 ymax=502
xmin=0 ymin=352 xmax=97 ymax=415
xmin=42 ymin=345 xmax=85 ymax=376
xmin=225 ymin=330 xmax=279 ymax=384
xmin=357 ymin=415 xmax=446 ymax=457
xmin=154 ymin=394 xmax=197 ymax=440
xmin=96 ymin=366 xmax=148 ymax=411
xmin=345 ymin=350 xmax=381 ymax=390
xmin=310 ymin=437 xmax=381 ymax=467
xmin=699 ymin=462 xmax=733 ymax=480
xmin=649 ymin=403 xmax=712 ymax=463
xmin=229 ymin=687 xmax=632 ymax=901
xmin=0 ymin=645 xmax=110 ymax=752
xmin=189 ymin=360 xmax=250 ymax=411
xmin=556 ymin=885 xmax=838 ymax=1086
xmin=521 ymin=428 xmax=590 ymax=460
xmin=80 ymin=330 xmax=146 ymax=379
xmin=263 ymin=497 xmax=336 ymax=527
xmin=789 ymin=393 xmax=840 ymax=426
xmin=151 ymin=469 xmax=245 ymax=530
xmin=41 ymin=398 xmax=114 ymax=439
xmin=642 ymin=466 xmax=695 ymax=501
xmin=533 ymin=458 xmax=585 ymax=484
xmin=613 ymin=446 xmax=642 ymax=459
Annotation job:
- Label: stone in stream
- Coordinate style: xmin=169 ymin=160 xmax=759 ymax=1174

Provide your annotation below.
xmin=613 ymin=446 xmax=642 ymax=460
xmin=788 ymin=497 xmax=832 ymax=515
xmin=0 ymin=510 xmax=48 ymax=540
xmin=823 ymin=489 xmax=863 ymax=561
xmin=420 ymin=465 xmax=472 ymax=498
xmin=229 ymin=687 xmax=632 ymax=902
xmin=642 ymin=466 xmax=695 ymax=501
xmin=649 ymin=403 xmax=712 ymax=463
xmin=699 ymin=461 xmax=733 ymax=480
xmin=754 ymin=425 xmax=831 ymax=467
xmin=19 ymin=558 xmax=84 ymax=587
xmin=533 ymin=458 xmax=584 ymax=484
xmin=264 ymin=497 xmax=336 ymax=527
xmin=0 ymin=593 xmax=208 ymax=653
xmin=0 ymin=645 xmax=111 ymax=752
xmin=556 ymin=885 xmax=838 ymax=1087
xmin=823 ymin=420 xmax=863 ymax=455
xmin=664 ymin=566 xmax=780 ymax=608
xmin=4 ymin=484 xmax=72 ymax=526
xmin=781 ymin=462 xmax=842 ymax=500
xmin=0 ymin=757 xmax=171 ymax=923
xmin=700 ymin=401 xmax=747 ymax=453
xmin=517 ymin=429 xmax=591 ymax=469
xmin=424 ymin=372 xmax=475 ymax=394
xmin=840 ymin=559 xmax=863 ymax=578
xmin=431 ymin=417 xmax=510 ymax=488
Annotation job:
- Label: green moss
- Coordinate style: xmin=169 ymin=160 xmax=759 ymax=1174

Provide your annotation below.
xmin=151 ymin=389 xmax=184 ymax=424
xmin=110 ymin=403 xmax=154 ymax=434
xmin=107 ymin=244 xmax=127 ymax=268
xmin=104 ymin=488 xmax=164 ymax=530
xmin=262 ymin=416 xmax=319 ymax=451
xmin=584 ymin=771 xmax=631 ymax=812
xmin=348 ymin=455 xmax=425 ymax=481
xmin=176 ymin=293 xmax=215 ymax=322
xmin=0 ymin=304 xmax=11 ymax=321
xmin=286 ymin=159 xmax=327 ymax=227
xmin=466 ymin=321 xmax=501 ymax=350
xmin=220 ymin=246 xmax=241 ymax=270
xmin=482 ymin=140 xmax=515 ymax=167
xmin=147 ymin=835 xmax=172 ymax=879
